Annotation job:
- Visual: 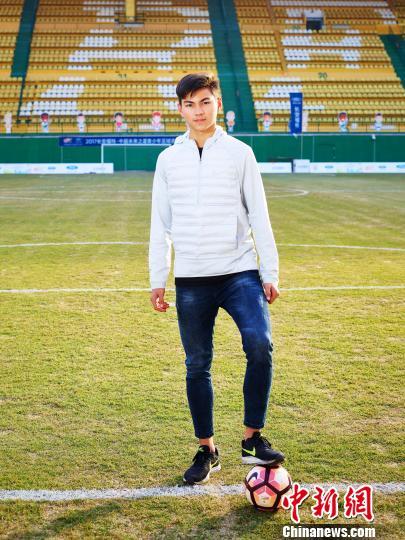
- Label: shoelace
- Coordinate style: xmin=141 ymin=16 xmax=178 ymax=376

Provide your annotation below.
xmin=192 ymin=449 xmax=212 ymax=466
xmin=258 ymin=435 xmax=272 ymax=448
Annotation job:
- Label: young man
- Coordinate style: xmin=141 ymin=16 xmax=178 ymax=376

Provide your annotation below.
xmin=149 ymin=73 xmax=284 ymax=485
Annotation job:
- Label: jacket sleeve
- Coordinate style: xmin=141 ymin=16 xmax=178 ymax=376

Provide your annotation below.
xmin=241 ymin=147 xmax=279 ymax=286
xmin=148 ymin=152 xmax=172 ymax=289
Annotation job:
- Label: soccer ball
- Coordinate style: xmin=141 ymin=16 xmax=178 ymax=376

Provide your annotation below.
xmin=244 ymin=464 xmax=292 ymax=511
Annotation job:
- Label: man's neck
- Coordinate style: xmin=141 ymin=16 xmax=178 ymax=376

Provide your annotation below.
xmin=189 ymin=124 xmax=217 ymax=148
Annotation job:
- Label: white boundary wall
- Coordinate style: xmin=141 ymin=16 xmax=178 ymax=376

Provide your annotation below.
xmin=0 ymin=163 xmax=114 ymax=174
xmin=310 ymin=162 xmax=405 ymax=173
xmin=259 ymin=162 xmax=405 ymax=174
xmin=258 ymin=163 xmax=292 ymax=173
xmin=1 ymin=162 xmax=404 ymax=175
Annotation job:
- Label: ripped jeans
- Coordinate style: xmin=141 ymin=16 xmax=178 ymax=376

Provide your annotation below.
xmin=175 ymin=270 xmax=274 ymax=439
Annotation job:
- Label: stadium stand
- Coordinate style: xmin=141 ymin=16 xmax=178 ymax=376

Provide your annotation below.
xmin=18 ymin=0 xmax=219 ymax=133
xmin=0 ymin=1 xmax=24 ymax=128
xmin=235 ymin=0 xmax=405 ymax=131
xmin=392 ymin=0 xmax=405 ymax=25
xmin=1 ymin=0 xmax=404 ymax=133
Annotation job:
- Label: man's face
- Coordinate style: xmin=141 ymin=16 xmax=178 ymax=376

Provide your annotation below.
xmin=178 ymin=88 xmax=221 ymax=133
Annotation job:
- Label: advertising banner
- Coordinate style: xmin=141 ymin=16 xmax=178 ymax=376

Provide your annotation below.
xmin=59 ymin=136 xmax=176 ymax=147
xmin=0 ymin=163 xmax=114 ymax=174
xmin=310 ymin=162 xmax=405 ymax=174
xmin=258 ymin=162 xmax=292 ymax=173
xmin=289 ymin=93 xmax=303 ymax=134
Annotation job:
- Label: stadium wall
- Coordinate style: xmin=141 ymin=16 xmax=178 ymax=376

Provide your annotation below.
xmin=0 ymin=134 xmax=404 ymax=171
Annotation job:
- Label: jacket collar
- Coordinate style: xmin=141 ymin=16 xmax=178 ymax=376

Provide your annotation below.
xmin=174 ymin=125 xmax=225 ymax=149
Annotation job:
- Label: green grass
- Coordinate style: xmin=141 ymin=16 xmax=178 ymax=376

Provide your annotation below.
xmin=0 ymin=173 xmax=404 ymax=539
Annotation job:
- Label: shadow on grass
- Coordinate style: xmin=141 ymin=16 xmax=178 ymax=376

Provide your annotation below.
xmin=150 ymin=503 xmax=283 ymax=539
xmin=5 ymin=501 xmax=121 ymax=540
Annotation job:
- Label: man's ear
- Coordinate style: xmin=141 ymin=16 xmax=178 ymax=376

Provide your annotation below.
xmin=177 ymin=102 xmax=183 ymax=117
xmin=217 ymin=96 xmax=222 ymax=111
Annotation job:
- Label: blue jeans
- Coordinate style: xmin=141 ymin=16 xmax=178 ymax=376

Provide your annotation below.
xmin=175 ymin=270 xmax=274 ymax=439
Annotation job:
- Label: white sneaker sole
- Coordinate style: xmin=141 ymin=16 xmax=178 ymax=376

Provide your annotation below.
xmin=241 ymin=456 xmax=284 ymax=465
xmin=183 ymin=463 xmax=221 ymax=485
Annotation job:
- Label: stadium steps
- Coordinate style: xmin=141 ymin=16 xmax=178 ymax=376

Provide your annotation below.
xmin=12 ymin=0 xmax=39 ymax=121
xmin=12 ymin=0 xmax=39 ymax=77
xmin=380 ymin=35 xmax=405 ymax=89
xmin=265 ymin=2 xmax=287 ymax=71
xmin=207 ymin=0 xmax=257 ymax=132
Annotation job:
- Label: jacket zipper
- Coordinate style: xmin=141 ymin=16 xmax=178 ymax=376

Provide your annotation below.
xmin=196 ymin=142 xmax=202 ymax=205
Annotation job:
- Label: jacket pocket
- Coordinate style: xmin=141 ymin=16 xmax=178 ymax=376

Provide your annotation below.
xmin=199 ymin=214 xmax=238 ymax=256
xmin=171 ymin=216 xmax=198 ymax=257
xmin=171 ymin=212 xmax=238 ymax=258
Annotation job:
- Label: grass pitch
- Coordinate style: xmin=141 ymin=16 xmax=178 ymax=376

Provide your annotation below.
xmin=0 ymin=172 xmax=404 ymax=539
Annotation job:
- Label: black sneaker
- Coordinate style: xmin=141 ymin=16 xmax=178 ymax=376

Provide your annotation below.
xmin=183 ymin=445 xmax=221 ymax=485
xmin=242 ymin=432 xmax=285 ymax=465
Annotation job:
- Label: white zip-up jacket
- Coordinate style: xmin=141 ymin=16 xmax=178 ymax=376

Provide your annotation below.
xmin=148 ymin=125 xmax=279 ymax=289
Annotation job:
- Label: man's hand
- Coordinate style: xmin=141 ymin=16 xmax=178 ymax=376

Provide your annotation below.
xmin=263 ymin=283 xmax=280 ymax=304
xmin=150 ymin=288 xmax=170 ymax=312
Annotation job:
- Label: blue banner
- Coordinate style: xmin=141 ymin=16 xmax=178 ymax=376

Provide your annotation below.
xmin=289 ymin=93 xmax=303 ymax=134
xmin=59 ymin=135 xmax=176 ymax=147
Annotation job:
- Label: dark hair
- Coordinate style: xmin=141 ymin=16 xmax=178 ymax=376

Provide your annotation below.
xmin=176 ymin=73 xmax=219 ymax=103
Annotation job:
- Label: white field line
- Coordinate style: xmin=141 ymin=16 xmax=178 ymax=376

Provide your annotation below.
xmin=0 ymin=242 xmax=148 ymax=248
xmin=2 ymin=188 xmax=404 ymax=193
xmin=1 ymin=187 xmax=404 ymax=194
xmin=0 ymin=189 xmax=300 ymax=194
xmin=0 ymin=242 xmax=404 ymax=252
xmin=0 ymin=188 xmax=403 ymax=199
xmin=269 ymin=191 xmax=309 ymax=198
xmin=0 ymin=189 xmax=153 ymax=193
xmin=283 ymin=285 xmax=405 ymax=291
xmin=310 ymin=189 xmax=405 ymax=193
xmin=2 ymin=187 xmax=403 ymax=201
xmin=1 ymin=286 xmax=404 ymax=295
xmin=0 ymin=482 xmax=403 ymax=502
xmin=0 ymin=188 xmax=300 ymax=194
xmin=0 ymin=188 xmax=309 ymax=201
xmin=278 ymin=243 xmax=405 ymax=252
xmin=0 ymin=196 xmax=151 ymax=202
